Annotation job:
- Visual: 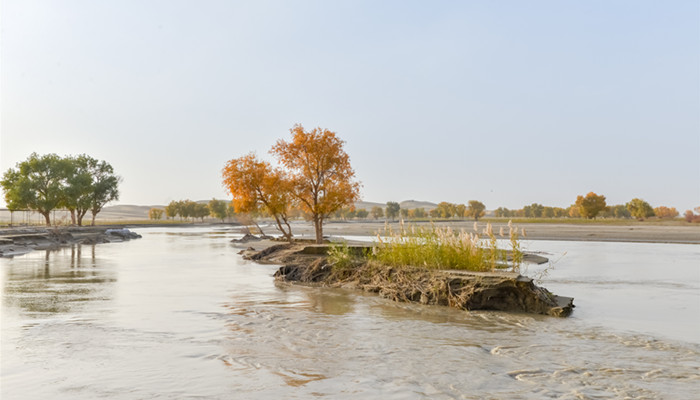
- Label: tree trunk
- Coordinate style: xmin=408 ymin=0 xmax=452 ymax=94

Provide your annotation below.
xmin=272 ymin=215 xmax=294 ymax=243
xmin=42 ymin=212 xmax=51 ymax=226
xmin=314 ymin=216 xmax=324 ymax=244
xmin=70 ymin=210 xmax=77 ymax=225
xmin=91 ymin=213 xmax=97 ymax=226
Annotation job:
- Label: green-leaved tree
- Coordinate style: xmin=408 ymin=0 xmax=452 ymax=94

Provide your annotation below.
xmin=467 ymin=200 xmax=486 ymax=221
xmin=385 ymin=201 xmax=400 ymax=220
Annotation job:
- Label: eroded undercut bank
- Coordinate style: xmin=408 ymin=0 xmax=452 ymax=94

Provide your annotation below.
xmin=242 ymin=243 xmax=574 ymax=317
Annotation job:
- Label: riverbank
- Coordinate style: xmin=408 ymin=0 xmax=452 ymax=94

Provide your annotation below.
xmin=283 ymin=220 xmax=700 ymax=244
xmin=240 ymin=242 xmax=574 ymax=317
xmin=0 ymin=226 xmax=142 ymax=257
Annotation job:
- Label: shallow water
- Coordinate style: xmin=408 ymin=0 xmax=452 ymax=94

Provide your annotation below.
xmin=2 ymin=227 xmax=699 ymax=399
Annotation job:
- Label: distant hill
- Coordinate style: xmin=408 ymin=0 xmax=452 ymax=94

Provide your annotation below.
xmin=98 ymin=200 xmax=224 ymax=220
xmin=97 ymin=205 xmax=158 ymax=220
xmin=398 ymin=200 xmax=437 ymax=210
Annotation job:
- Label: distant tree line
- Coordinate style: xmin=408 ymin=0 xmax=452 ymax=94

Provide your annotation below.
xmin=1 ymin=153 xmax=120 ymax=226
xmin=325 ymin=192 xmax=692 ymax=223
xmin=494 ymin=192 xmax=684 ymax=221
xmin=149 ymin=199 xmax=235 ymax=222
xmin=330 ymin=200 xmax=487 ymax=221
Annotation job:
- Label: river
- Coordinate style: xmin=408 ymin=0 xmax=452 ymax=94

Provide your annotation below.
xmin=1 ymin=227 xmax=699 ymax=399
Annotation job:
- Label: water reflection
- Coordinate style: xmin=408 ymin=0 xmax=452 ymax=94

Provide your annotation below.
xmin=303 ymin=288 xmax=356 ymax=316
xmin=2 ymin=244 xmax=115 ymax=315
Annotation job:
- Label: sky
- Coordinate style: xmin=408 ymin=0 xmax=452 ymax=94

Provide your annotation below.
xmin=1 ymin=0 xmax=699 ymax=211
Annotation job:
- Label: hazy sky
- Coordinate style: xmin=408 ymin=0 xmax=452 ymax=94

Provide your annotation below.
xmin=2 ymin=1 xmax=698 ymax=211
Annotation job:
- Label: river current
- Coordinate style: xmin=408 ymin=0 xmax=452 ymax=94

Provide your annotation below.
xmin=1 ymin=227 xmax=699 ymax=399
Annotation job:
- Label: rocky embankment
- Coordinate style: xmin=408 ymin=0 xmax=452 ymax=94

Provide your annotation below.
xmin=242 ymin=243 xmax=574 ymax=317
xmin=0 ymin=227 xmax=142 ymax=257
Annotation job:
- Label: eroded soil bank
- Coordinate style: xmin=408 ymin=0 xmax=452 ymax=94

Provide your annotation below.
xmin=0 ymin=227 xmax=142 ymax=257
xmin=243 ymin=243 xmax=574 ymax=317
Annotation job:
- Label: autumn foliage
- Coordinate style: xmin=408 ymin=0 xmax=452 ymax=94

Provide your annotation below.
xmin=222 ymin=153 xmax=294 ymax=241
xmin=271 ymin=125 xmax=361 ymax=243
xmin=653 ymin=206 xmax=678 ymax=219
xmin=222 ymin=125 xmax=360 ymax=243
xmin=575 ymin=192 xmax=607 ymax=219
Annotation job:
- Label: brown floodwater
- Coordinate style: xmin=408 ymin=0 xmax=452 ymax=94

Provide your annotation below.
xmin=1 ymin=227 xmax=699 ymax=399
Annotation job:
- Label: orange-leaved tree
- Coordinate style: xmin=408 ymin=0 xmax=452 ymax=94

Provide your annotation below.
xmin=653 ymin=206 xmax=678 ymax=219
xmin=271 ymin=125 xmax=361 ymax=244
xmin=221 ymin=153 xmax=294 ymax=242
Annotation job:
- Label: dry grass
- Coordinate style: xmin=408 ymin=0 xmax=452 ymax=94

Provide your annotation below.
xmin=367 ymin=221 xmax=523 ymax=272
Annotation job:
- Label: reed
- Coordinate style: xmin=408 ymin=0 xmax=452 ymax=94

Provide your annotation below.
xmin=370 ymin=221 xmax=523 ymax=272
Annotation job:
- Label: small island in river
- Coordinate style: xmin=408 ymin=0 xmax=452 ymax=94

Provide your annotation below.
xmin=239 ymin=240 xmax=575 ymax=318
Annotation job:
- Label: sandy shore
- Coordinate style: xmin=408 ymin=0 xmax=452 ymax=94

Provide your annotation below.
xmin=281 ymin=220 xmax=700 ymax=245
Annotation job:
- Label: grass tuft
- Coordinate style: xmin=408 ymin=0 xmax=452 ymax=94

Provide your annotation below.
xmin=370 ymin=222 xmax=523 ymax=272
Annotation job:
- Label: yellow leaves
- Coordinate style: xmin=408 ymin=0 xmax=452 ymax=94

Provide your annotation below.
xmin=653 ymin=206 xmax=678 ymax=219
xmin=270 ymin=124 xmax=360 ymax=218
xmin=224 ymin=124 xmax=361 ymax=243
xmin=575 ymin=191 xmax=607 ymax=219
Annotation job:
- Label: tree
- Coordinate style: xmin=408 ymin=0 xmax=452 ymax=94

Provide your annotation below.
xmin=684 ymin=209 xmax=700 ymax=223
xmin=180 ymin=200 xmax=195 ymax=221
xmin=385 ymin=201 xmax=400 ymax=220
xmin=613 ymin=205 xmax=631 ymax=219
xmin=271 ymin=125 xmax=361 ymax=244
xmin=355 ymin=208 xmax=369 ymax=219
xmin=333 ymin=206 xmax=355 ymax=220
xmin=466 ymin=200 xmax=486 ymax=221
xmin=1 ymin=153 xmax=69 ymax=225
xmin=523 ymin=203 xmax=544 ymax=218
xmin=87 ymin=158 xmax=121 ymax=225
xmin=653 ymin=206 xmax=678 ymax=219
xmin=222 ymin=153 xmax=294 ymax=241
xmin=193 ymin=203 xmax=210 ymax=222
xmin=345 ymin=208 xmax=357 ymax=219
xmin=542 ymin=207 xmax=555 ymax=218
xmin=567 ymin=205 xmax=581 ymax=218
xmin=575 ymin=192 xmax=607 ymax=219
xmin=64 ymin=155 xmax=120 ymax=226
xmin=226 ymin=203 xmax=237 ymax=221
xmin=149 ymin=208 xmax=164 ymax=220
xmin=435 ymin=202 xmax=455 ymax=218
xmin=455 ymin=204 xmax=467 ymax=219
xmin=208 ymin=199 xmax=229 ymax=222
xmin=494 ymin=207 xmax=511 ymax=218
xmin=371 ymin=206 xmax=384 ymax=220
xmin=165 ymin=201 xmax=179 ymax=220
xmin=553 ymin=207 xmax=567 ymax=218
xmin=626 ymin=198 xmax=654 ymax=220
xmin=400 ymin=208 xmax=410 ymax=219
xmin=63 ymin=155 xmax=94 ymax=225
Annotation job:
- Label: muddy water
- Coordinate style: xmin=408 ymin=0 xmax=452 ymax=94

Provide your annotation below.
xmin=1 ymin=227 xmax=698 ymax=399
